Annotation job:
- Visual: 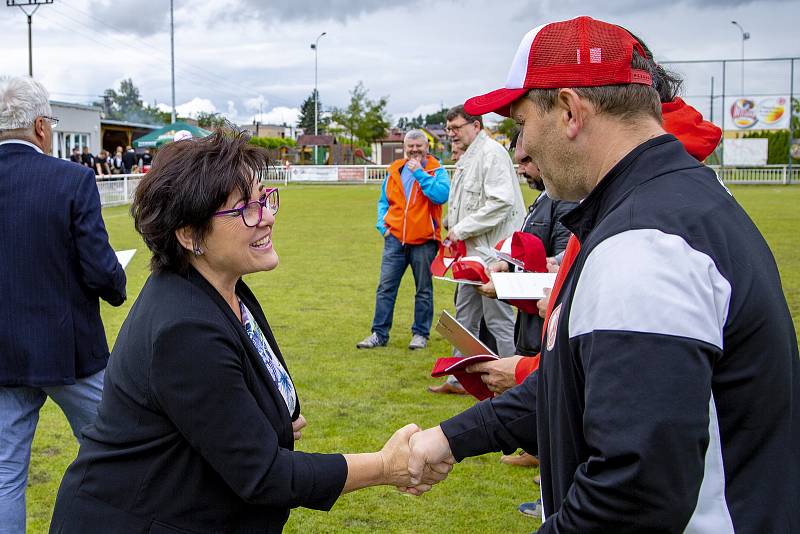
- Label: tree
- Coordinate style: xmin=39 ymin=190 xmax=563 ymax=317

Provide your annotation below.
xmin=196 ymin=111 xmax=226 ymax=129
xmin=496 ymin=117 xmax=517 ymax=140
xmin=94 ymin=78 xmax=167 ymax=125
xmin=330 ymin=82 xmax=390 ymax=163
xmin=297 ymin=89 xmax=328 ymax=134
xmin=396 ymin=107 xmax=448 ymax=130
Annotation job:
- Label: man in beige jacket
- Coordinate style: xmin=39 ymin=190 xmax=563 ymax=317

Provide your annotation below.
xmin=429 ymin=105 xmax=525 ymax=394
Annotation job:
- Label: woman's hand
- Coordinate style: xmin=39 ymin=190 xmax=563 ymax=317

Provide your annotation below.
xmin=292 ymin=414 xmax=307 ymax=441
xmin=378 ymin=424 xmax=420 ymax=487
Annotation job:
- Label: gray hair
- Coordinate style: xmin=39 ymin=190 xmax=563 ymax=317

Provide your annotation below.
xmin=404 ymin=129 xmax=428 ymax=143
xmin=0 ymin=76 xmax=52 ymax=130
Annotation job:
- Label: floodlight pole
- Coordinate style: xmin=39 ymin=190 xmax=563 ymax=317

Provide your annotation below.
xmin=311 ymin=32 xmax=326 ymax=164
xmin=731 ymin=21 xmax=750 ymax=96
xmin=6 ymin=0 xmax=53 ymax=77
xmin=170 ymin=0 xmax=176 ymax=124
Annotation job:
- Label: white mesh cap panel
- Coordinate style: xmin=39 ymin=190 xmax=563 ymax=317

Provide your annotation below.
xmin=505 ymin=24 xmax=546 ymax=89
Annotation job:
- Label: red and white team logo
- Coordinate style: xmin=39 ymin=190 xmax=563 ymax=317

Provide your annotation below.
xmin=546 ymin=304 xmax=562 ymax=352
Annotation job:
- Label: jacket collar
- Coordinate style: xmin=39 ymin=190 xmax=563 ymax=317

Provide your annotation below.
xmin=457 ymin=130 xmax=489 ymax=168
xmin=184 ymin=266 xmax=297 ymax=425
xmin=0 ymin=139 xmax=44 ymax=154
xmin=560 ymin=134 xmax=699 ymax=242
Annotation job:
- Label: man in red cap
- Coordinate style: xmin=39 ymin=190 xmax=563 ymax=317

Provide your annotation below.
xmin=405 ymin=16 xmax=799 ymax=533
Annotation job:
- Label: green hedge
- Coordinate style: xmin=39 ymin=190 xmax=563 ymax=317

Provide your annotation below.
xmin=248 ymin=136 xmax=297 ymax=150
xmin=741 ymin=130 xmax=799 ymax=164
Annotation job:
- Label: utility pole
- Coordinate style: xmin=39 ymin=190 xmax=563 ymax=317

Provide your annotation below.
xmin=310 ymin=31 xmax=326 ymax=164
xmin=731 ymin=21 xmax=750 ymax=96
xmin=6 ymin=0 xmax=53 ymax=77
xmin=170 ymin=0 xmax=176 ymax=124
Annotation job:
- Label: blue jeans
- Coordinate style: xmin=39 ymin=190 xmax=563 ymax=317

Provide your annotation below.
xmin=371 ymin=235 xmax=438 ymax=342
xmin=0 ymin=370 xmax=105 ymax=534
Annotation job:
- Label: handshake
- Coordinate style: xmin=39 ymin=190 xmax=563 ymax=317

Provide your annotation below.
xmin=376 ymin=424 xmax=455 ymax=496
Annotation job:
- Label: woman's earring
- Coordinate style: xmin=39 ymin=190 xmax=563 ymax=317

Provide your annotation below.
xmin=192 ymin=243 xmax=203 ymax=256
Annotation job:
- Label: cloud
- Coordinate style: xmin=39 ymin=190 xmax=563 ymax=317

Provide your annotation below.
xmin=157 ymin=97 xmax=217 ymax=117
xmin=249 ymin=106 xmax=301 ymax=126
xmin=83 ymin=0 xmax=171 ymax=37
xmin=244 ymin=95 xmax=270 ymax=113
xmin=228 ymin=0 xmax=425 ymax=23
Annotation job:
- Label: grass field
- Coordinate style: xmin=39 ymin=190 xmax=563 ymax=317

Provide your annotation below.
xmin=26 ymin=184 xmax=800 ymax=533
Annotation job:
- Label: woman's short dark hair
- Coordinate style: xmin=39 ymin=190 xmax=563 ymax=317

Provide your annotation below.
xmin=131 ymin=129 xmax=271 ymax=274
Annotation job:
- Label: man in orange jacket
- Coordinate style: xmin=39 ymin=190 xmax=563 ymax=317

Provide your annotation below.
xmin=357 ymin=130 xmax=450 ymax=350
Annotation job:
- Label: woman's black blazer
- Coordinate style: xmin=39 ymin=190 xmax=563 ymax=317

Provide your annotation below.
xmin=50 ymin=267 xmax=347 ymax=534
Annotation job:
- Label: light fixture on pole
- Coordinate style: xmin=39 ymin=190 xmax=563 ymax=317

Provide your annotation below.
xmin=6 ymin=0 xmax=53 ymax=77
xmin=730 ymin=20 xmax=750 ymax=96
xmin=310 ymin=31 xmax=326 ymax=164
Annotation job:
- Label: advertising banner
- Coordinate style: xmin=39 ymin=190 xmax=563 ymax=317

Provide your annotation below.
xmin=723 ymin=138 xmax=768 ymax=166
xmin=289 ymin=166 xmax=338 ymax=182
xmin=725 ymin=96 xmax=790 ymax=131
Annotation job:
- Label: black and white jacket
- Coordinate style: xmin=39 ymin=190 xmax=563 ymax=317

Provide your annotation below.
xmin=441 ymin=135 xmax=799 ymax=533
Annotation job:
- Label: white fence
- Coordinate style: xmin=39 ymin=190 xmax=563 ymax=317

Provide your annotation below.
xmin=97 ymin=174 xmax=143 ymax=207
xmin=708 ymin=165 xmax=800 ymax=185
xmin=97 ymin=165 xmax=799 ymax=207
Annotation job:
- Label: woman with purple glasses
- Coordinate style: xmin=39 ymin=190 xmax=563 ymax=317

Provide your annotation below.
xmin=50 ymin=130 xmax=450 ymax=534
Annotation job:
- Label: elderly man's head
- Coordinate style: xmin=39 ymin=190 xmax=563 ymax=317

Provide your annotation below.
xmin=464 ymin=17 xmax=672 ymax=201
xmin=0 ymin=76 xmax=55 ymax=154
xmin=403 ymin=129 xmax=429 ymax=161
xmin=445 ymin=105 xmax=482 ymax=149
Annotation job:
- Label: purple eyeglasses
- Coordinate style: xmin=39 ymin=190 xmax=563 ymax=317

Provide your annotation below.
xmin=213 ymin=188 xmax=279 ymax=227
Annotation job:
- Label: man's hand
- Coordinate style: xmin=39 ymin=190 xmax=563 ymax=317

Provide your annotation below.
xmin=537 ymin=287 xmax=551 ymax=319
xmin=546 ymin=256 xmax=560 ymax=273
xmin=401 ymin=426 xmax=456 ymax=495
xmin=477 ymin=261 xmax=509 ymax=299
xmin=292 ymin=414 xmax=307 ymax=441
xmin=406 ymin=158 xmax=422 ymax=173
xmin=465 ymin=355 xmax=524 ymax=394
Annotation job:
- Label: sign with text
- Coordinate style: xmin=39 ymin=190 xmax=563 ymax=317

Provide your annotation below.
xmin=289 ymin=166 xmax=338 ymax=182
xmin=725 ymin=96 xmax=790 ymax=131
xmin=723 ymin=139 xmax=768 ymax=166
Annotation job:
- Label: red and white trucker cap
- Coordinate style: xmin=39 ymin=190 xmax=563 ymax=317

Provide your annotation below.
xmin=464 ymin=16 xmax=653 ymax=117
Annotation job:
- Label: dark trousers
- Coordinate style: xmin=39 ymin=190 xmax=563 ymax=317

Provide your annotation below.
xmin=370 ymin=235 xmax=438 ymax=342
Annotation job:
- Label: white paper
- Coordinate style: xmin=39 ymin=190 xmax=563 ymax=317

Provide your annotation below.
xmin=491 ymin=272 xmax=557 ymax=300
xmin=115 ymin=249 xmax=136 ymax=270
xmin=433 ymin=275 xmax=484 ymax=286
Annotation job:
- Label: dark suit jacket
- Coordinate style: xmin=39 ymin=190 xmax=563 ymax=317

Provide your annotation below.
xmin=0 ymin=142 xmax=126 ymax=386
xmin=50 ymin=268 xmax=348 ymax=534
xmin=514 ymin=193 xmax=578 ymax=356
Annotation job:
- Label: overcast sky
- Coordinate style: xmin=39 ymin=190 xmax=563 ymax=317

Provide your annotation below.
xmin=1 ymin=0 xmax=798 ymax=127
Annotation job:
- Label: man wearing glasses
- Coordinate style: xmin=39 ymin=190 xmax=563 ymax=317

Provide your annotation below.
xmin=0 ymin=76 xmax=126 ymax=533
xmin=429 ymin=105 xmax=525 ymax=394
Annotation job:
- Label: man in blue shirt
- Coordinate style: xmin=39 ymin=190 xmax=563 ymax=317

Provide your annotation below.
xmin=357 ymin=130 xmax=450 ymax=350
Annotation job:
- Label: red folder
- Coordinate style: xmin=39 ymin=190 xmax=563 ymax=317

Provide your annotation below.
xmin=431 ymin=355 xmax=499 ymax=400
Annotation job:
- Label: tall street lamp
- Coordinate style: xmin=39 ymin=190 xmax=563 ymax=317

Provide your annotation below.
xmin=310 ymin=31 xmax=326 ymax=164
xmin=731 ymin=20 xmax=750 ymax=96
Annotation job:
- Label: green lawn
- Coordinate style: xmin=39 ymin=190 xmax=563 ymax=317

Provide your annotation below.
xmin=26 ymin=184 xmax=800 ymax=533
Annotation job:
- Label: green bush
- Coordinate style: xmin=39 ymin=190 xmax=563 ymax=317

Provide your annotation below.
xmin=249 ymin=136 xmax=297 ymax=150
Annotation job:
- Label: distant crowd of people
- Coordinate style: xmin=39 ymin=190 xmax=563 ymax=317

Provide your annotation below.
xmin=68 ymin=145 xmax=152 ymax=176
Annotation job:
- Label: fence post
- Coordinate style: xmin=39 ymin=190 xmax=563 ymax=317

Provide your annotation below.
xmin=783 ymin=165 xmax=789 ymax=185
xmin=123 ymin=175 xmax=129 ymax=202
